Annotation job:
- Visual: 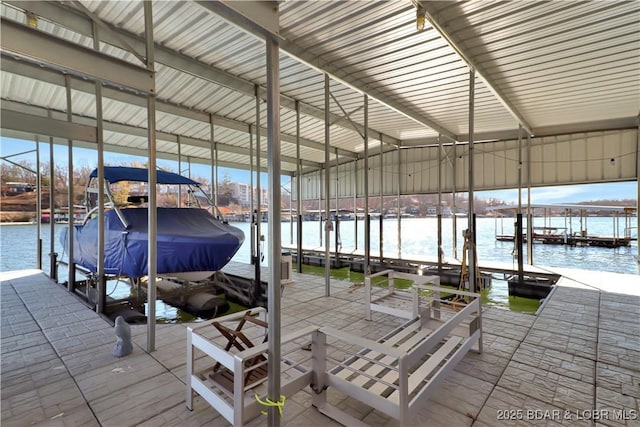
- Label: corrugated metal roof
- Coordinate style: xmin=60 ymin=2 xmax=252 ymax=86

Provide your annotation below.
xmin=1 ymin=0 xmax=638 ymax=175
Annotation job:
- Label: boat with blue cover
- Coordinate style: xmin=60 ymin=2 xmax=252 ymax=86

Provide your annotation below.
xmin=61 ymin=166 xmax=245 ymax=281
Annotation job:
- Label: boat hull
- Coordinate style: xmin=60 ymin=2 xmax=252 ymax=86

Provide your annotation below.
xmin=60 ymin=207 xmax=244 ymax=279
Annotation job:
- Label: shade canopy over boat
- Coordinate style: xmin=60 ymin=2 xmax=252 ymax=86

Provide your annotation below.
xmin=89 ymin=166 xmax=201 ymax=186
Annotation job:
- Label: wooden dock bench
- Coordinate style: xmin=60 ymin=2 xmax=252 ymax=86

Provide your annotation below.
xmin=312 ymin=285 xmax=482 ymax=426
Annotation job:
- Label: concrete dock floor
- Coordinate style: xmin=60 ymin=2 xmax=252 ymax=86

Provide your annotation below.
xmin=1 ymin=263 xmax=638 ymax=426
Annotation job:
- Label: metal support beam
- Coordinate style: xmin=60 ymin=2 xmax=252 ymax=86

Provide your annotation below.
xmin=467 ymin=69 xmax=477 ymax=293
xmin=48 ymin=113 xmax=56 ymax=281
xmin=65 ymin=75 xmax=75 ymax=293
xmin=437 ymin=135 xmax=443 ymax=274
xmin=0 ymin=109 xmax=96 ymax=143
xmin=379 ymin=133 xmax=384 ymax=263
xmin=94 ymin=21 xmax=106 ymax=315
xmin=364 ymin=95 xmax=370 ymax=276
xmin=265 ymin=36 xmax=282 ymax=427
xmin=144 ymin=1 xmax=157 ymax=353
xmin=1 ymin=56 xmax=355 ymax=162
xmin=397 ymin=144 xmax=401 ymax=259
xmin=254 ymin=85 xmax=262 ymax=296
xmin=296 ymin=101 xmax=303 ymax=274
xmin=324 ymin=74 xmax=331 ymax=297
xmin=0 ymin=18 xmax=154 ymax=94
xmin=418 ymin=2 xmax=533 ymax=136
xmin=212 ymin=123 xmax=219 ymax=206
xmin=35 ymin=137 xmax=41 ymax=270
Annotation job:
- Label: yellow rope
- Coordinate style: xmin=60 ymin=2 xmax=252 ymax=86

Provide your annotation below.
xmin=254 ymin=394 xmax=286 ymax=417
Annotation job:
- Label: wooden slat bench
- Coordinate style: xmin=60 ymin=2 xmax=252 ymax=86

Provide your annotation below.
xmin=311 ymin=286 xmax=482 ymax=427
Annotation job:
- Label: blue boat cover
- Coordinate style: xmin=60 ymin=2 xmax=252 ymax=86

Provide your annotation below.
xmin=89 ymin=166 xmax=201 ymax=186
xmin=63 ymin=208 xmax=244 ymax=278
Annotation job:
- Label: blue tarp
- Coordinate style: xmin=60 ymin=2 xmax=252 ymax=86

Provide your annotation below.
xmin=89 ymin=166 xmax=201 ymax=186
xmin=62 ymin=208 xmax=244 ymax=278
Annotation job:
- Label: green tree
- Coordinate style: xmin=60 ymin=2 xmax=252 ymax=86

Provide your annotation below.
xmin=216 ymin=173 xmax=238 ymax=206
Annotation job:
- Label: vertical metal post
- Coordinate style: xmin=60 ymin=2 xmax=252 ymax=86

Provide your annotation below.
xmin=354 ymin=159 xmax=358 ymax=250
xmin=437 ymin=135 xmax=443 ymax=273
xmin=214 ymin=147 xmax=219 ymax=206
xmin=318 ymin=170 xmax=322 ymax=245
xmin=637 ymin=113 xmax=639 ymax=270
xmin=265 ymin=37 xmax=282 ymax=427
xmin=452 ymin=140 xmax=457 ymax=259
xmin=144 ymin=0 xmax=157 ymax=353
xmin=94 ymin=21 xmax=106 ymax=314
xmin=379 ymin=133 xmax=384 ymax=263
xmin=296 ymin=102 xmax=303 ymax=273
xmin=526 ymin=133 xmax=533 ymax=264
xmin=35 ymin=136 xmax=42 ymax=270
xmin=397 ymin=144 xmax=401 ymax=259
xmin=364 ymin=95 xmax=370 ymax=275
xmin=324 ymin=74 xmax=331 ymax=296
xmin=48 ymin=112 xmax=56 ymax=280
xmin=249 ymin=124 xmax=255 ymax=262
xmin=65 ymin=74 xmax=75 ymax=292
xmin=334 ymin=147 xmax=339 ymax=264
xmin=516 ymin=124 xmax=524 ymax=281
xmin=177 ymin=135 xmax=182 ymax=206
xmin=467 ymin=69 xmax=477 ymax=293
xmin=255 ymin=85 xmax=262 ymax=288
xmin=212 ymin=119 xmax=218 ymax=206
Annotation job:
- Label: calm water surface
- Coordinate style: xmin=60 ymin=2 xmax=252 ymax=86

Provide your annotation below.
xmin=2 ymin=216 xmax=637 ymax=318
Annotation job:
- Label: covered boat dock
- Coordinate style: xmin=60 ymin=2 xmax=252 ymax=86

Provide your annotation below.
xmin=1 ymin=2 xmax=639 ymax=425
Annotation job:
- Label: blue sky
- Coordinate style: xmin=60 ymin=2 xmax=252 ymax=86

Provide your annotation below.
xmin=1 ymin=137 xmax=636 ymax=204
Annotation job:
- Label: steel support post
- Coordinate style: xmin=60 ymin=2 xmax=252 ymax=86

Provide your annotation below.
xmin=452 ymin=140 xmax=457 ymax=259
xmin=214 ymin=114 xmax=219 ymax=206
xmin=437 ymin=135 xmax=443 ymax=274
xmin=296 ymin=101 xmax=303 ymax=273
xmin=364 ymin=95 xmax=370 ymax=275
xmin=94 ymin=21 xmax=106 ymax=314
xmin=65 ymin=75 xmax=75 ymax=292
xmin=35 ymin=136 xmax=42 ymax=270
xmin=397 ymin=144 xmax=401 ymax=259
xmin=255 ymin=84 xmax=262 ymax=291
xmin=265 ymin=37 xmax=282 ymax=427
xmin=468 ymin=69 xmax=477 ymax=293
xmin=379 ymin=133 xmax=384 ymax=263
xmin=48 ymin=115 xmax=56 ymax=281
xmin=526 ymin=133 xmax=533 ymax=264
xmin=177 ymin=135 xmax=182 ymax=206
xmin=324 ymin=74 xmax=331 ymax=296
xmin=144 ymin=1 xmax=157 ymax=353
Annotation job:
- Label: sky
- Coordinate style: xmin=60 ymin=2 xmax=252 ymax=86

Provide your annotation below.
xmin=1 ymin=136 xmax=636 ymax=204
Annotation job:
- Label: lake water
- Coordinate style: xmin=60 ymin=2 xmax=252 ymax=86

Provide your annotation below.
xmin=1 ymin=216 xmax=637 ymax=319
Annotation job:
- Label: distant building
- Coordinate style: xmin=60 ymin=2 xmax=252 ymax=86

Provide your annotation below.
xmin=231 ymin=182 xmax=253 ymax=207
xmin=230 ymin=182 xmax=268 ymax=207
